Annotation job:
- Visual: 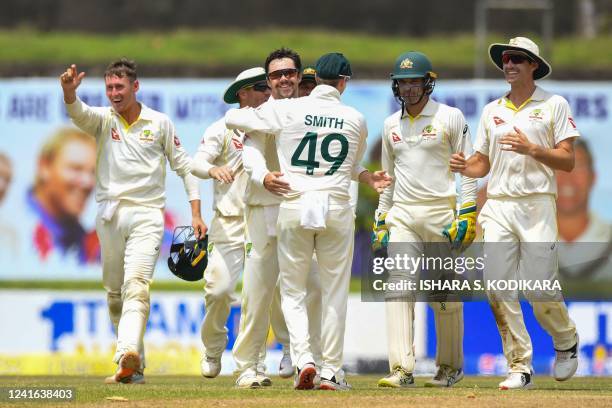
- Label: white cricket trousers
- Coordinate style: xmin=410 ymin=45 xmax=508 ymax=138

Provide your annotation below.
xmin=385 ymin=200 xmax=464 ymax=373
xmin=96 ymin=201 xmax=164 ymax=369
xmin=233 ymin=205 xmax=322 ymax=374
xmin=232 ymin=204 xmax=282 ymax=373
xmin=277 ymin=206 xmax=354 ymax=381
xmin=200 ymin=212 xmax=245 ymax=358
xmin=479 ymin=195 xmax=577 ymax=374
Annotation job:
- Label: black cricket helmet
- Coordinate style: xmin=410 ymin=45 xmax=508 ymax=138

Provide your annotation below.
xmin=167 ymin=226 xmax=208 ymax=282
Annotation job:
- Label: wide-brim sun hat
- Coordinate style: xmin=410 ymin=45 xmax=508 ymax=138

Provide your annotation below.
xmin=489 ymin=36 xmax=551 ymax=80
xmin=223 ymin=67 xmax=267 ymax=104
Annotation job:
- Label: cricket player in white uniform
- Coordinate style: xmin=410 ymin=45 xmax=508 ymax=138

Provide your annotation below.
xmin=191 ymin=67 xmax=271 ymax=380
xmin=372 ymin=51 xmax=477 ymax=388
xmin=60 ymin=59 xmax=206 ymax=384
xmin=230 ymin=48 xmax=321 ymax=388
xmin=450 ymin=37 xmax=579 ymax=390
xmin=226 ymin=52 xmax=392 ymax=391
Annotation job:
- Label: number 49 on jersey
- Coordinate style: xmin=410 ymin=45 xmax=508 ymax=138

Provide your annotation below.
xmin=291 ymin=131 xmax=348 ymax=176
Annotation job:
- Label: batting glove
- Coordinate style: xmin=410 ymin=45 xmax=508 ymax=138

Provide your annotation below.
xmin=371 ymin=210 xmax=389 ymax=252
xmin=443 ymin=201 xmax=477 ymax=252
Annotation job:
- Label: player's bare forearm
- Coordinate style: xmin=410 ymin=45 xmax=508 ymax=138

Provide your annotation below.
xmin=63 ymin=89 xmax=77 ymax=104
xmin=500 ymin=127 xmax=575 ymax=172
xmin=189 ymin=199 xmax=207 ymax=238
xmin=529 ymin=139 xmax=575 ymax=172
xmin=189 ymin=199 xmax=202 ymax=218
xmin=450 ymin=151 xmax=490 ymax=178
xmin=263 ymin=171 xmax=290 ymax=195
xmin=359 ymin=170 xmax=392 ymax=193
xmin=209 ymin=166 xmax=235 ymax=183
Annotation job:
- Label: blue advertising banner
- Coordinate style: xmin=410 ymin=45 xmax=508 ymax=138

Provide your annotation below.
xmin=0 ymin=79 xmax=610 ymax=279
xmin=428 ymin=301 xmax=612 ymax=376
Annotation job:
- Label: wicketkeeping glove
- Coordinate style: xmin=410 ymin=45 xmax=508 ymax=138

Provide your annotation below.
xmin=443 ymin=201 xmax=477 ymax=252
xmin=371 ymin=210 xmax=389 ymax=252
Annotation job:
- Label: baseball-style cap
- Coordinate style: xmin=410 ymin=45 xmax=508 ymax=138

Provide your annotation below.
xmin=300 ymin=66 xmax=317 ymax=84
xmin=315 ymin=53 xmax=352 ymax=80
xmin=223 ymin=67 xmax=267 ymax=104
xmin=489 ymin=37 xmax=551 ymax=80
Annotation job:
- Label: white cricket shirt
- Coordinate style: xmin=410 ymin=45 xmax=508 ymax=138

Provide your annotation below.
xmin=66 ymin=97 xmax=199 ymax=208
xmin=225 ymin=85 xmax=367 ymax=209
xmin=474 ymin=86 xmax=580 ymax=198
xmin=192 ymin=118 xmax=248 ymax=216
xmin=378 ymin=99 xmax=477 ymax=212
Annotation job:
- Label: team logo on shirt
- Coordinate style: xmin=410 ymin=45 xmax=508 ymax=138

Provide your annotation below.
xmin=111 ymin=128 xmax=121 ymax=141
xmin=173 ymin=135 xmax=181 ymax=147
xmin=528 ymin=109 xmax=544 ymax=120
xmin=245 ymin=242 xmax=253 ymax=258
xmin=139 ymin=129 xmax=155 ymax=143
xmin=421 ymin=125 xmax=438 ymax=139
xmin=493 ymin=116 xmax=506 ymax=126
xmin=391 ymin=132 xmax=402 ymax=143
xmin=232 ymin=137 xmax=243 ymax=150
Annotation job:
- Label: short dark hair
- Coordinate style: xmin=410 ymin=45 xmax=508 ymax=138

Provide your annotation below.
xmin=104 ymin=58 xmax=138 ymax=82
xmin=316 ymin=77 xmax=341 ymax=87
xmin=265 ymin=47 xmax=301 ymax=74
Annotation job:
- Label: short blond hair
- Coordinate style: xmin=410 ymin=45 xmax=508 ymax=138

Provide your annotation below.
xmin=35 ymin=127 xmax=95 ymax=188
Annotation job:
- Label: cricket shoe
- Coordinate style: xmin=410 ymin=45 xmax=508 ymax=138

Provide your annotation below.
xmin=377 ymin=367 xmax=415 ymax=388
xmin=553 ymin=334 xmax=579 ymax=381
xmin=314 ymin=367 xmax=321 ymax=388
xmin=424 ymin=365 xmax=464 ymax=387
xmin=319 ymin=375 xmax=352 ymax=391
xmin=104 ymin=351 xmax=141 ymax=384
xmin=256 ymin=361 xmax=267 ymax=375
xmin=257 ymin=371 xmax=272 ymax=387
xmin=236 ymin=370 xmax=265 ymax=389
xmin=104 ymin=370 xmax=145 ymax=384
xmin=130 ymin=371 xmax=145 ymax=384
xmin=294 ymin=363 xmax=316 ymax=390
xmin=279 ymin=350 xmax=294 ymax=378
xmin=200 ymin=354 xmax=221 ymax=378
xmin=499 ymin=372 xmax=535 ymax=390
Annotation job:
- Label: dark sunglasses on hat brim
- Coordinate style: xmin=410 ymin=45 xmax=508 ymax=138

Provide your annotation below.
xmin=267 ymin=68 xmax=299 ymax=80
xmin=501 ymin=52 xmax=534 ymax=65
xmin=242 ymin=82 xmax=271 ymax=93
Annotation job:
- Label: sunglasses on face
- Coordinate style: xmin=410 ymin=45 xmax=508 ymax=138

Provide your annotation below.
xmin=502 ymin=53 xmax=533 ymax=65
xmin=267 ymin=68 xmax=298 ymax=80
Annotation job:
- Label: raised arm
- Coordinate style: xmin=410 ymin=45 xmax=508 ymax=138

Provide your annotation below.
xmin=225 ymin=99 xmax=284 ymax=135
xmin=60 ymin=64 xmax=85 ymax=104
xmin=60 ymin=64 xmax=104 ymax=136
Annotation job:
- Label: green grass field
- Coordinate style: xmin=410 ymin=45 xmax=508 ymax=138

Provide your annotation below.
xmin=2 ymin=28 xmax=612 ymax=73
xmin=1 ymin=375 xmax=611 ymax=407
